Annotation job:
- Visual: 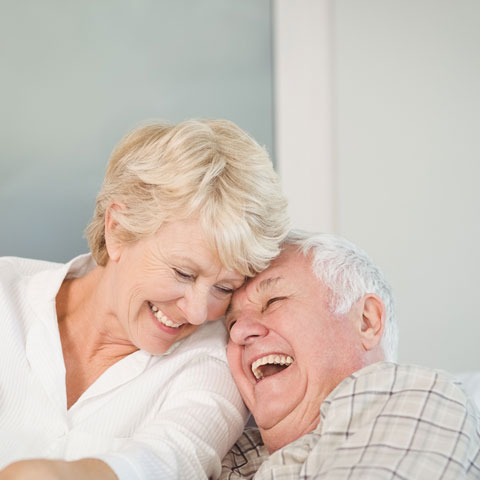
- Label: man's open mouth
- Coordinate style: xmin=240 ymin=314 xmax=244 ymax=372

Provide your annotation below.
xmin=148 ymin=302 xmax=182 ymax=329
xmin=251 ymin=354 xmax=294 ymax=381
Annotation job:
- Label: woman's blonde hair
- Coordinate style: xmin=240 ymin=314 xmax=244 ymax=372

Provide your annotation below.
xmin=85 ymin=119 xmax=289 ymax=276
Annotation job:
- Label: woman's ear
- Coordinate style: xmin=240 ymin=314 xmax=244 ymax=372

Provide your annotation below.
xmin=104 ymin=202 xmax=125 ymax=262
xmin=358 ymin=293 xmax=385 ymax=351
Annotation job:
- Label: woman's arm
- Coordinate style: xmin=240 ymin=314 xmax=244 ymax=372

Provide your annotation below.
xmin=0 ymin=459 xmax=117 ymax=480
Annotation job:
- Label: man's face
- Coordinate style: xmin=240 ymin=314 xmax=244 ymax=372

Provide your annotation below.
xmin=226 ymin=246 xmax=365 ymax=452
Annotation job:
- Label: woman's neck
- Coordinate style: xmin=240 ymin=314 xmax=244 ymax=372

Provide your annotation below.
xmin=56 ymin=265 xmax=138 ymax=408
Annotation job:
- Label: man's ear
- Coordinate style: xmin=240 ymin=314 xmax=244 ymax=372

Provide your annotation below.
xmin=358 ymin=293 xmax=385 ymax=351
xmin=104 ymin=202 xmax=125 ymax=262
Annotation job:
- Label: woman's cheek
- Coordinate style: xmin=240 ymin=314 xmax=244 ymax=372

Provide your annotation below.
xmin=208 ymin=297 xmax=231 ymax=321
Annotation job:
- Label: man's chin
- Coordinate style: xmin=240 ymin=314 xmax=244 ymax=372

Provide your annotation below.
xmin=258 ymin=411 xmax=320 ymax=454
xmin=248 ymin=372 xmax=303 ymax=431
xmin=252 ymin=386 xmax=322 ymax=453
xmin=258 ymin=422 xmax=297 ymax=454
xmin=250 ymin=396 xmax=295 ymax=432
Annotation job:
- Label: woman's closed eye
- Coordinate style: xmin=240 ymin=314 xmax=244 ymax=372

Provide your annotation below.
xmin=214 ymin=284 xmax=234 ymax=296
xmin=173 ymin=268 xmax=195 ymax=281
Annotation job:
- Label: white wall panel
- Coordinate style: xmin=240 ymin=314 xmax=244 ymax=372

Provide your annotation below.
xmin=334 ymin=0 xmax=480 ymax=371
xmin=274 ymin=0 xmax=335 ymax=233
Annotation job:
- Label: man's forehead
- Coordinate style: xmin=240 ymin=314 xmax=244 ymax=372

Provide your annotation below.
xmin=244 ymin=247 xmax=307 ymax=293
xmin=233 ymin=249 xmax=302 ymax=299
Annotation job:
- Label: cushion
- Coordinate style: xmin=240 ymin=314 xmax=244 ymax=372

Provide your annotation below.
xmin=456 ymin=372 xmax=480 ymax=410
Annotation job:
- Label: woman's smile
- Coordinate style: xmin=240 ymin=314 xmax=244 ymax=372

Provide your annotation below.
xmin=148 ymin=301 xmax=184 ymax=330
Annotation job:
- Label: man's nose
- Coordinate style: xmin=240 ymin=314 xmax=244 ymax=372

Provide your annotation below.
xmin=229 ymin=312 xmax=268 ymax=346
xmin=178 ymin=286 xmax=209 ymax=325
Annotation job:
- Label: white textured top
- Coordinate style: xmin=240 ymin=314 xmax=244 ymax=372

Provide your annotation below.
xmin=0 ymin=254 xmax=248 ymax=479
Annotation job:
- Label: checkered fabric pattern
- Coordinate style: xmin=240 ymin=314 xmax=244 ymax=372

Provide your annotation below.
xmin=220 ymin=362 xmax=480 ymax=479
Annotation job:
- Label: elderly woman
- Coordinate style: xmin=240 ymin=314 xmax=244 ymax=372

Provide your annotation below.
xmin=0 ymin=119 xmax=289 ymax=480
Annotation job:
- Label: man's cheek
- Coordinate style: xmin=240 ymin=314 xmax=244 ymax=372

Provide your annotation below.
xmin=227 ymin=346 xmax=244 ymax=383
xmin=226 ymin=342 xmax=237 ymax=372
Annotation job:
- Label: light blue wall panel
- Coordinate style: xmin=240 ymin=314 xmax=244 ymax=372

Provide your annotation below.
xmin=0 ymin=0 xmax=273 ymax=261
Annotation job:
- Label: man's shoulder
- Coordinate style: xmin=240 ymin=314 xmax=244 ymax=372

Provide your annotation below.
xmin=353 ymin=360 xmax=455 ymax=380
xmin=321 ymin=361 xmax=477 ymax=441
xmin=330 ymin=361 xmax=463 ymax=401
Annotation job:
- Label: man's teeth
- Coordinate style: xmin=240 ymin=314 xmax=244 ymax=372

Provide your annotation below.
xmin=251 ymin=354 xmax=294 ymax=380
xmin=149 ymin=303 xmax=181 ymax=328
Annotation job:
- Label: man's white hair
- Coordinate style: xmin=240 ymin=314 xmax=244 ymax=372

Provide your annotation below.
xmin=285 ymin=230 xmax=399 ymax=362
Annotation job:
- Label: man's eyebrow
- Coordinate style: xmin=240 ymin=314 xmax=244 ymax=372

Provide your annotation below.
xmin=257 ymin=276 xmax=283 ymax=294
xmin=224 ymin=276 xmax=284 ymax=320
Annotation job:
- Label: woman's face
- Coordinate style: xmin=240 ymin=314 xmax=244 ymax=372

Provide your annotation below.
xmin=106 ymin=218 xmax=245 ymax=354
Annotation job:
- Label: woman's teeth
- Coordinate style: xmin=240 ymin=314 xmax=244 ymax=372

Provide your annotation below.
xmin=251 ymin=354 xmax=294 ymax=380
xmin=149 ymin=303 xmax=182 ymax=328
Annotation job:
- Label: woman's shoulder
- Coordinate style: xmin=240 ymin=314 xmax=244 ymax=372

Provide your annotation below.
xmin=0 ymin=256 xmax=63 ymax=280
xmin=0 ymin=254 xmax=93 ymax=291
xmin=0 ymin=256 xmax=68 ymax=306
xmin=169 ymin=320 xmax=229 ymax=362
xmin=0 ymin=257 xmax=66 ymax=332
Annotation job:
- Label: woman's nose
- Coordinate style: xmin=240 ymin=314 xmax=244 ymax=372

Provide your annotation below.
xmin=178 ymin=286 xmax=209 ymax=325
xmin=229 ymin=312 xmax=268 ymax=346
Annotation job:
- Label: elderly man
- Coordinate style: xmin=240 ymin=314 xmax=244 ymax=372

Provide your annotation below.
xmin=221 ymin=231 xmax=480 ymax=479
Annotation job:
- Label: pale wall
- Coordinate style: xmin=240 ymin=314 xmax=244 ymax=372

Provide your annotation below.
xmin=0 ymin=0 xmax=273 ymax=262
xmin=275 ymin=0 xmax=480 ymax=372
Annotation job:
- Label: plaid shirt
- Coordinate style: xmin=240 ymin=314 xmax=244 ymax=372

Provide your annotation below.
xmin=220 ymin=362 xmax=480 ymax=479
